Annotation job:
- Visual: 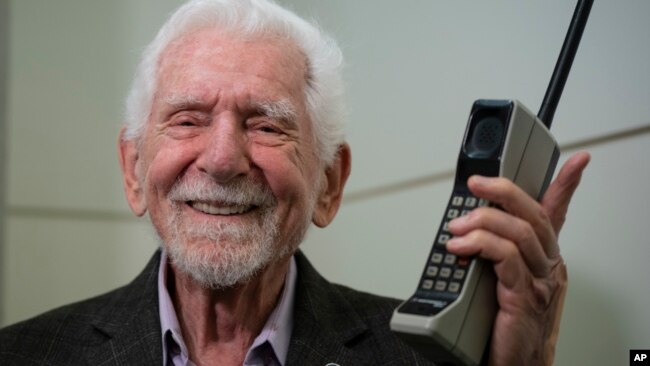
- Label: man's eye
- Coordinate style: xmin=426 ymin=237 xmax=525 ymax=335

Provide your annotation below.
xmin=249 ymin=120 xmax=281 ymax=134
xmin=258 ymin=125 xmax=279 ymax=133
xmin=175 ymin=120 xmax=195 ymax=127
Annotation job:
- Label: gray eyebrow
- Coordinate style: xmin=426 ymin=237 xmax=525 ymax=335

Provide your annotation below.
xmin=161 ymin=94 xmax=300 ymax=128
xmin=253 ymin=99 xmax=299 ymax=128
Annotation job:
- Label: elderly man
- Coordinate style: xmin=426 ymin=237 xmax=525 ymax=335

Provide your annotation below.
xmin=0 ymin=0 xmax=589 ymax=365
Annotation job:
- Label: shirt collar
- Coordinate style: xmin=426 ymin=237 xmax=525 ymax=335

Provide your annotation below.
xmin=157 ymin=249 xmax=296 ymax=366
xmin=158 ymin=250 xmax=191 ymax=366
xmin=245 ymin=253 xmax=296 ymax=365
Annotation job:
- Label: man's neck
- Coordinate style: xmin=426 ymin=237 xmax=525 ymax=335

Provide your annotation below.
xmin=168 ymin=256 xmax=291 ymax=366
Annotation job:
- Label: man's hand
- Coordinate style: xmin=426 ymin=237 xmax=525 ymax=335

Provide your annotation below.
xmin=446 ymin=151 xmax=590 ymax=366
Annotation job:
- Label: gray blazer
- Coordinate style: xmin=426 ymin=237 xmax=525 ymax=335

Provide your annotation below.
xmin=0 ymin=250 xmax=434 ymax=365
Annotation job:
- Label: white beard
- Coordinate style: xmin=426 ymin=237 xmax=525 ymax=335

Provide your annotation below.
xmin=156 ymin=176 xmax=315 ymax=289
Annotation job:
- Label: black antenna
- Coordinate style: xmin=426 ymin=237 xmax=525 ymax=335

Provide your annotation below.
xmin=538 ymin=0 xmax=594 ymax=128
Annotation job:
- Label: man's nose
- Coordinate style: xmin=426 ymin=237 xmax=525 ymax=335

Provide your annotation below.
xmin=195 ymin=117 xmax=251 ymax=182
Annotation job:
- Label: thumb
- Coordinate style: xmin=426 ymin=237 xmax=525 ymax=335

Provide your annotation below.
xmin=541 ymin=151 xmax=591 ymax=233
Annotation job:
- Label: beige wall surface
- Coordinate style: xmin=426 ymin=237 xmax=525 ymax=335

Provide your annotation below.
xmin=0 ymin=0 xmax=9 ymax=321
xmin=2 ymin=1 xmax=649 ymax=365
xmin=3 ymin=0 xmax=181 ymax=323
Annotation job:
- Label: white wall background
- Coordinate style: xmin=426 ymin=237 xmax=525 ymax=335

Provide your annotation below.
xmin=2 ymin=1 xmax=649 ymax=365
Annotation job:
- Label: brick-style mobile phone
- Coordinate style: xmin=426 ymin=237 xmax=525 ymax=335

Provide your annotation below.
xmin=389 ymin=1 xmax=593 ymax=364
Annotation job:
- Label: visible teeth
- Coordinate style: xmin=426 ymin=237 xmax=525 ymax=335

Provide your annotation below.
xmin=190 ymin=202 xmax=252 ymax=215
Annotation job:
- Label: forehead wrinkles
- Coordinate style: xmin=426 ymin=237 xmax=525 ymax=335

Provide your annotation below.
xmin=154 ymin=31 xmax=313 ymax=132
xmin=163 ymin=93 xmax=204 ymax=109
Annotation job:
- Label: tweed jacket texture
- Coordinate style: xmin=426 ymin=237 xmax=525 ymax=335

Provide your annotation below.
xmin=0 ymin=250 xmax=434 ymax=365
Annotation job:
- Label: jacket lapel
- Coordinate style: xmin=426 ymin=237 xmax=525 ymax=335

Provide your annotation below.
xmin=84 ymin=250 xmax=164 ymax=366
xmin=77 ymin=249 xmax=376 ymax=365
xmin=287 ymin=251 xmax=369 ymax=366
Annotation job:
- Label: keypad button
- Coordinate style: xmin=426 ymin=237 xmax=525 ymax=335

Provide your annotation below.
xmin=426 ymin=266 xmax=439 ymax=277
xmin=442 ymin=221 xmax=450 ymax=232
xmin=431 ymin=253 xmax=444 ymax=264
xmin=439 ymin=267 xmax=451 ymax=278
xmin=461 ymin=210 xmax=471 ymax=216
xmin=465 ymin=197 xmax=477 ymax=207
xmin=447 ymin=209 xmax=459 ymax=219
xmin=444 ymin=254 xmax=457 ymax=265
xmin=437 ymin=234 xmax=450 ymax=245
xmin=451 ymin=196 xmax=464 ymax=206
xmin=434 ymin=280 xmax=447 ymax=291
xmin=478 ymin=198 xmax=489 ymax=207
xmin=448 ymin=282 xmax=461 ymax=293
xmin=453 ymin=269 xmax=466 ymax=280
xmin=422 ymin=279 xmax=434 ymax=290
xmin=457 ymin=257 xmax=470 ymax=267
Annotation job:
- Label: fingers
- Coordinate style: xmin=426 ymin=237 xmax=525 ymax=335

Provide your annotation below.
xmin=445 ymin=154 xmax=588 ymax=365
xmin=464 ymin=174 xmax=558 ymax=259
xmin=446 ymin=152 xmax=589 ymax=286
xmin=541 ymin=151 xmax=591 ymax=233
xmin=448 ymin=207 xmax=551 ymax=277
xmin=446 ymin=229 xmax=527 ymax=288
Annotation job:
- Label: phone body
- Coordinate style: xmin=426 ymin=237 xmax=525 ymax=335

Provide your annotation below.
xmin=389 ymin=99 xmax=559 ymax=365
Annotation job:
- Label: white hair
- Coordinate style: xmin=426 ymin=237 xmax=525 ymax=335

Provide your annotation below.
xmin=123 ymin=0 xmax=346 ymax=165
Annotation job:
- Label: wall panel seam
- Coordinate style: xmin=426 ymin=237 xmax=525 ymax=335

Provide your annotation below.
xmin=345 ymin=123 xmax=650 ymax=203
xmin=5 ymin=123 xmax=650 ymax=219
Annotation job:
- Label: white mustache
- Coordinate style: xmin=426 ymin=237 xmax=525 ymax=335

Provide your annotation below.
xmin=167 ymin=177 xmax=275 ymax=207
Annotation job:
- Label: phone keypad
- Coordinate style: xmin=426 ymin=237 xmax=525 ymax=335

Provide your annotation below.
xmin=437 ymin=234 xmax=450 ymax=246
xmin=426 ymin=266 xmax=439 ymax=277
xmin=431 ymin=252 xmax=443 ymax=264
xmin=446 ymin=209 xmax=460 ymax=219
xmin=417 ymin=192 xmax=489 ymax=299
xmin=444 ymin=254 xmax=456 ymax=265
xmin=448 ymin=282 xmax=461 ymax=293
xmin=434 ymin=280 xmax=447 ymax=291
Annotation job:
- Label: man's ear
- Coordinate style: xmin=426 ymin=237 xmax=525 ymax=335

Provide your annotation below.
xmin=312 ymin=143 xmax=351 ymax=228
xmin=118 ymin=128 xmax=147 ymax=216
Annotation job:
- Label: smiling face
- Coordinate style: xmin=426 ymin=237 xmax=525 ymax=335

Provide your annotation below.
xmin=118 ymin=29 xmax=349 ymax=288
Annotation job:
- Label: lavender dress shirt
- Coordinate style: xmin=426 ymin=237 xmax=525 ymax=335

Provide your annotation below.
xmin=157 ymin=250 xmax=297 ymax=366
